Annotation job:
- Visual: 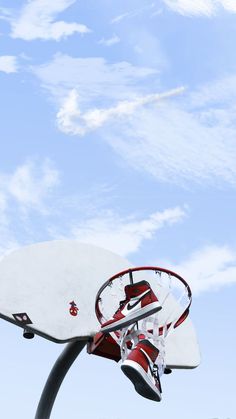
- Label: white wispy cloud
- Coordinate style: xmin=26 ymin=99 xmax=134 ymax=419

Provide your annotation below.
xmin=2 ymin=0 xmax=90 ymax=41
xmin=0 ymin=160 xmax=185 ymax=261
xmin=0 ymin=159 xmax=60 ymax=258
xmin=98 ymin=34 xmax=120 ymax=47
xmin=189 ymin=73 xmax=236 ymax=108
xmin=111 ymin=3 xmax=156 ymax=23
xmin=32 ymin=54 xmax=157 ymax=102
xmin=0 ymin=56 xmax=18 ymax=73
xmin=162 ymin=0 xmax=236 ymax=16
xmin=221 ymin=0 xmax=236 ymax=12
xmin=169 ymin=245 xmax=236 ymax=295
xmin=111 ymin=12 xmax=133 ymax=24
xmin=0 ymin=159 xmax=59 ymax=214
xmin=32 ymin=54 xmax=236 ymax=187
xmin=57 ymin=87 xmax=185 ymax=135
xmin=32 ymin=53 xmax=162 ymax=133
xmin=66 ymin=207 xmax=186 ymax=256
xmin=103 ymin=73 xmax=236 ymax=186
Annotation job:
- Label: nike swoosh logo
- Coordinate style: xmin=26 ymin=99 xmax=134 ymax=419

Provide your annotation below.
xmin=127 ymin=290 xmax=150 ymax=310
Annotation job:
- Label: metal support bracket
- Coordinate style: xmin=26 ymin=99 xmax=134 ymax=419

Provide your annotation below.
xmin=35 ymin=340 xmax=87 ymax=419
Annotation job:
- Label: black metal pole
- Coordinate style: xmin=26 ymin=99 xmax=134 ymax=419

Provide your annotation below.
xmin=35 ymin=340 xmax=87 ymax=419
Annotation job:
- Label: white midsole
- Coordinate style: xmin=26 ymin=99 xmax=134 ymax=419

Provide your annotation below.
xmin=101 ymin=301 xmax=161 ymax=332
xmin=121 ymin=359 xmax=161 ymax=396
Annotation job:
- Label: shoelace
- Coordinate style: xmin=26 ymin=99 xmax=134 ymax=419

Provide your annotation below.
xmin=152 ymin=364 xmax=162 ymax=392
xmin=152 ymin=364 xmax=159 ymax=379
xmin=114 ymin=299 xmax=126 ymax=315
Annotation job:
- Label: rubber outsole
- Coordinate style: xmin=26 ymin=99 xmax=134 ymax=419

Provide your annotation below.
xmin=100 ymin=303 xmax=162 ymax=334
xmin=121 ymin=364 xmax=161 ymax=402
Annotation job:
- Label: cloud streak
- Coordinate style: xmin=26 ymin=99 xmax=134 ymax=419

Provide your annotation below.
xmin=103 ymin=74 xmax=236 ymax=186
xmin=0 ymin=159 xmax=186 ymax=261
xmin=98 ymin=35 xmax=120 ymax=47
xmin=57 ymin=86 xmax=185 ymax=135
xmin=170 ymin=245 xmax=236 ymax=295
xmin=32 ymin=53 xmax=236 ymax=187
xmin=2 ymin=0 xmax=90 ymax=41
xmin=65 ymin=206 xmax=186 ymax=256
xmin=111 ymin=3 xmax=157 ymax=23
xmin=162 ymin=0 xmax=236 ymax=16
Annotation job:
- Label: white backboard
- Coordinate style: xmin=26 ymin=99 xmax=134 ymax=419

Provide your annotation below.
xmin=0 ymin=240 xmax=200 ymax=368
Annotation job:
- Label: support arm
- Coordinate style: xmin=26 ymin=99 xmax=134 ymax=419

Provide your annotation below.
xmin=35 ymin=340 xmax=87 ymax=419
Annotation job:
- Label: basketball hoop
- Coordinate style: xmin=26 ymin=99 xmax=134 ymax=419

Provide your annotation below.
xmin=95 ymin=266 xmax=192 ymax=373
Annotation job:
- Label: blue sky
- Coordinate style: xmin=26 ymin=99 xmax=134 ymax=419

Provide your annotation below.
xmin=0 ymin=0 xmax=235 ymax=418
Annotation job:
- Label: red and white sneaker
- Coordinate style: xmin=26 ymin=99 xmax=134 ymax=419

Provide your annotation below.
xmin=121 ymin=339 xmax=162 ymax=402
xmin=100 ymin=281 xmax=162 ymax=334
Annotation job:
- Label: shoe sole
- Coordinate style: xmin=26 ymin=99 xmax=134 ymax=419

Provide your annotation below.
xmin=101 ymin=302 xmax=162 ymax=334
xmin=121 ymin=360 xmax=161 ymax=402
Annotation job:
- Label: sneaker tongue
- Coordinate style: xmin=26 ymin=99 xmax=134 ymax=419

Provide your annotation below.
xmin=124 ymin=282 xmax=149 ymax=298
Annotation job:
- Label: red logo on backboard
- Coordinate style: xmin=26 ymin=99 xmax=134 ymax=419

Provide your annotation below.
xmin=69 ymin=301 xmax=79 ymax=316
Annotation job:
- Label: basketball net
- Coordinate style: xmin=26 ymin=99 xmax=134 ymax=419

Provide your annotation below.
xmin=95 ymin=267 xmax=192 ymax=375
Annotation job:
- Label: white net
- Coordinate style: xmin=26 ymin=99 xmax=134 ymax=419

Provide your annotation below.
xmin=96 ymin=267 xmax=191 ymax=373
